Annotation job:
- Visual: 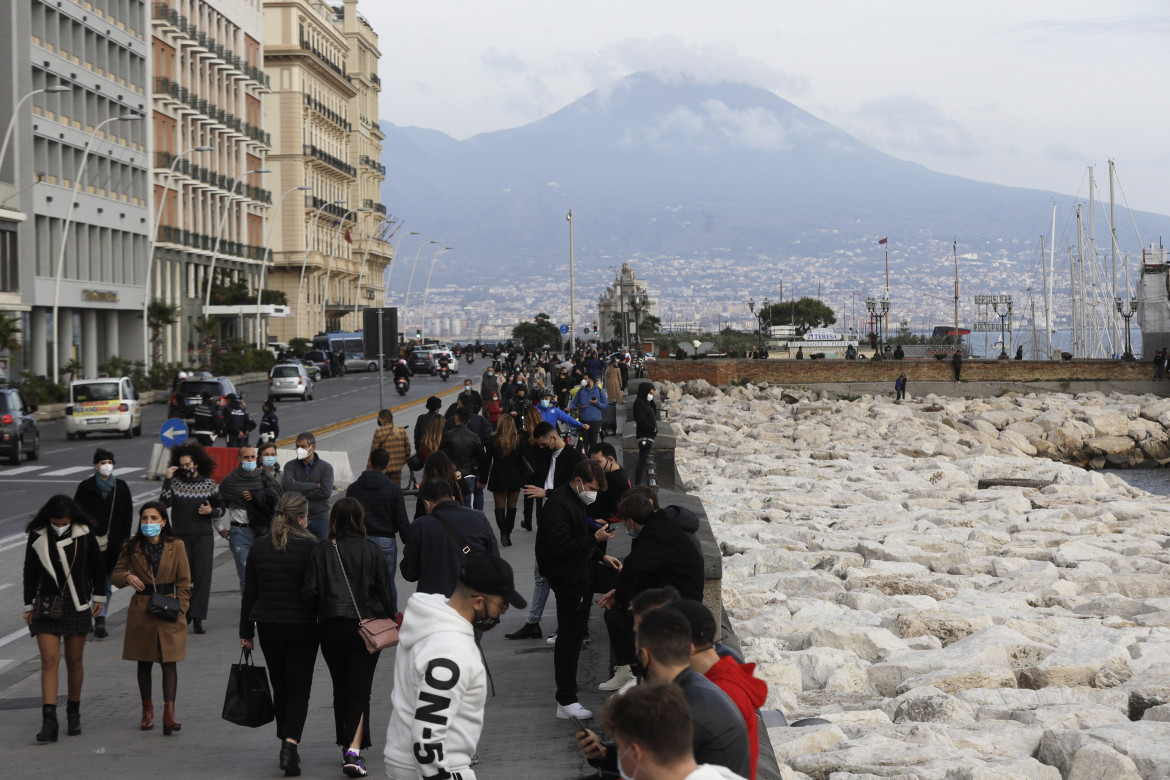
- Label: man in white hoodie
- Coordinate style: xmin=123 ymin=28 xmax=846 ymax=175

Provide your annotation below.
xmin=384 ymin=554 xmax=526 ymax=779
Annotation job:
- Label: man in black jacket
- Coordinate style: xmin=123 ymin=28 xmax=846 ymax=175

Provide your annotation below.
xmin=578 ymin=607 xmax=751 ymax=778
xmin=535 ymin=460 xmax=620 ymax=721
xmin=190 ymin=391 xmax=221 ymax=446
xmin=346 ymin=447 xmax=410 ymax=615
xmin=440 ymin=407 xmax=488 ymax=510
xmin=445 ymin=393 xmax=492 ymax=444
xmin=222 ymin=394 xmax=251 ymax=447
xmin=414 ymin=396 xmax=444 ymax=454
xmin=400 ymin=479 xmax=498 ymax=597
xmin=456 ymin=379 xmax=482 ymax=415
xmin=596 ymin=489 xmax=706 ymax=693
xmin=219 ymin=445 xmax=282 ymax=592
xmin=73 ymin=447 xmax=133 ymax=638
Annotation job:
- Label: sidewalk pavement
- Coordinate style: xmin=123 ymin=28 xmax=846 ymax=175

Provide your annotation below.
xmin=0 ymin=406 xmax=625 ymax=780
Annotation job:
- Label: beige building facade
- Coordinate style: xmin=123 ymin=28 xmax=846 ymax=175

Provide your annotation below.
xmin=262 ymin=0 xmax=390 ymax=344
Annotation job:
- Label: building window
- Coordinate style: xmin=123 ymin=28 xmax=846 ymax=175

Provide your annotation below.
xmin=0 ymin=225 xmax=17 ymax=293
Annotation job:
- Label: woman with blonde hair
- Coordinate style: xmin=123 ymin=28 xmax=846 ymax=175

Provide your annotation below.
xmin=486 ymin=414 xmax=529 ymax=546
xmin=240 ymin=491 xmax=319 ymax=776
xmin=418 ymin=415 xmax=445 ymax=463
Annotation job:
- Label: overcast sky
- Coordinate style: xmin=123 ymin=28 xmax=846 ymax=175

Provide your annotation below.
xmin=366 ymin=1 xmax=1170 ymax=218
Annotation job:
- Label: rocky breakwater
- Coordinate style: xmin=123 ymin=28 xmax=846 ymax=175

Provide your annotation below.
xmin=668 ymin=381 xmax=1170 ymax=779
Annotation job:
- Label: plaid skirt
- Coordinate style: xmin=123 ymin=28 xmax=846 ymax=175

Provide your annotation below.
xmin=30 ymin=603 xmax=93 ymax=637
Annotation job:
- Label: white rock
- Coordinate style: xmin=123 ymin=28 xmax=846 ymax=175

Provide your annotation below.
xmin=766 ymin=722 xmax=848 ymax=764
xmin=808 ymin=625 xmax=908 ymax=664
xmin=1068 ymin=742 xmax=1142 ymax=780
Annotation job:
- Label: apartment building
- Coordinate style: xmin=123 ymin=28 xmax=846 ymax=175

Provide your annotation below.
xmin=1 ymin=0 xmax=151 ymax=380
xmin=150 ymin=0 xmax=272 ymax=363
xmin=262 ymin=0 xmax=390 ymax=344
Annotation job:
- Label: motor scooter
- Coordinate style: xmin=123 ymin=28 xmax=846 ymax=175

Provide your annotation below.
xmin=395 ymin=376 xmax=410 ymax=395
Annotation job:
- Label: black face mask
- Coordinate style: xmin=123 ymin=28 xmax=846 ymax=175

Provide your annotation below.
xmin=471 ymin=603 xmax=500 ymax=632
xmin=629 ymin=650 xmax=649 ymax=681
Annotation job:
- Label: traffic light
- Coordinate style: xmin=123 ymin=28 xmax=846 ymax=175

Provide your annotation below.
xmin=592 ymin=322 xmax=598 ymax=334
xmin=416 ymin=328 xmax=422 ymax=340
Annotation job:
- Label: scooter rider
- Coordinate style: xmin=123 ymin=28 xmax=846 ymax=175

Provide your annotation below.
xmin=393 ymin=358 xmax=413 ymax=389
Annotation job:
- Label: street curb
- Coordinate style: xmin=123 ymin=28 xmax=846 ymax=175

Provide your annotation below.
xmin=272 ymin=384 xmax=462 ymax=447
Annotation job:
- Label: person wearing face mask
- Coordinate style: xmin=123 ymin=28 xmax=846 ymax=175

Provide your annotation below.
xmin=457 ymin=379 xmax=483 ymax=415
xmin=632 ymin=383 xmax=659 ymax=486
xmin=111 ymin=501 xmax=190 ymax=736
xmin=160 ymin=442 xmax=224 ymax=635
xmin=583 ymin=682 xmax=748 ymax=780
xmin=553 ymin=366 xmax=574 ymax=409
xmin=569 ymin=375 xmax=608 ymax=451
xmin=536 ymin=388 xmax=584 ymax=433
xmin=400 ymin=479 xmax=498 ymax=598
xmin=219 ymin=445 xmax=283 ymax=592
xmin=414 ymin=397 xmax=444 ymax=455
xmin=259 ymin=441 xmax=282 ymax=479
xmin=239 ymin=492 xmax=319 ymax=776
xmin=73 ymin=447 xmax=133 ymax=639
xmin=384 ymin=554 xmax=525 ymax=780
xmin=587 ymin=442 xmax=631 ymax=531
xmin=258 ymin=400 xmax=280 ymax=444
xmin=479 ymin=366 xmax=499 ymax=405
xmin=22 ymin=495 xmax=107 ymax=742
xmin=281 ymin=432 xmax=334 ymax=542
xmin=595 ymin=490 xmax=705 ymax=696
xmin=534 ymin=460 xmax=621 ymax=721
xmin=578 ymin=608 xmax=751 ymax=779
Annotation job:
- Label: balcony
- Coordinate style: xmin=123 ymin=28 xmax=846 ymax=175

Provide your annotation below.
xmin=362 ymin=199 xmax=388 ymax=216
xmin=304 ymin=145 xmax=355 ymax=178
xmin=306 ymin=196 xmax=350 ymax=220
xmin=359 ymin=155 xmax=386 ymax=176
xmin=370 ymin=72 xmax=381 ymax=87
xmin=303 ymin=94 xmax=352 ymax=132
xmin=156 ymin=225 xmax=266 ymax=261
xmin=297 ymin=37 xmax=351 ymax=83
xmin=151 ymin=3 xmax=270 ymax=89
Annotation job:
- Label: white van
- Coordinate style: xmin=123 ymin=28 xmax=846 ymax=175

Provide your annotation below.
xmin=65 ymin=376 xmax=142 ymax=440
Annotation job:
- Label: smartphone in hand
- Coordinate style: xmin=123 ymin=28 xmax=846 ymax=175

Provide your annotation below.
xmin=569 ymin=715 xmax=587 ymax=734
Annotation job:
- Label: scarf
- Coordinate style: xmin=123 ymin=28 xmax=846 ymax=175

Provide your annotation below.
xmin=96 ymin=473 xmax=115 ymax=500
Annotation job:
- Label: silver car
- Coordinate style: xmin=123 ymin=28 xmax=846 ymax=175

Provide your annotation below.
xmin=268 ymin=363 xmax=314 ymax=401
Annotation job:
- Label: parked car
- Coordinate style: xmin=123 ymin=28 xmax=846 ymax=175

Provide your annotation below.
xmin=278 ymin=357 xmax=322 ymax=382
xmin=268 ymin=363 xmax=313 ymax=402
xmin=65 ymin=376 xmax=142 ymax=440
xmin=168 ymin=376 xmax=242 ymax=418
xmin=302 ymin=349 xmax=336 ymax=378
xmin=408 ymin=348 xmax=438 ymax=376
xmin=341 ymin=352 xmax=381 ymax=373
xmin=0 ymin=381 xmax=39 ymax=465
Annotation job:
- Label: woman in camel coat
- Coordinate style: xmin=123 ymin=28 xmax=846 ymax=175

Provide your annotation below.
xmin=111 ymin=500 xmax=190 ymax=735
xmin=605 ymin=359 xmax=623 ymax=405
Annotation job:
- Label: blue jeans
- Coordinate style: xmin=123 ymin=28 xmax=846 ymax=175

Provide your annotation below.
xmin=99 ymin=574 xmax=112 ymax=618
xmin=369 ymin=535 xmax=398 ymax=615
xmin=308 ymin=514 xmax=329 ymax=542
xmin=462 ymin=475 xmax=484 ymax=511
xmin=229 ymin=525 xmax=256 ymax=592
xmin=526 ymin=560 xmax=550 ymax=624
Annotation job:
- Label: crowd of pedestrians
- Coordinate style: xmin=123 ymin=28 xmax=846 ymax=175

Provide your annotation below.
xmin=19 ymin=341 xmax=771 ymax=779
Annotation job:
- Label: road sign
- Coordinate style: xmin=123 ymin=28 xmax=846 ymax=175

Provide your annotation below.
xmin=160 ymin=417 xmax=188 ymax=447
xmin=559 ymin=324 xmax=569 ymax=334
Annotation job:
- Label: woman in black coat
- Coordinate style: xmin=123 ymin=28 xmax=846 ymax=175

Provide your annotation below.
xmin=486 ymin=414 xmax=530 ymax=547
xmin=22 ymin=495 xmax=106 ymax=742
xmin=72 ymin=447 xmax=133 ymax=638
xmin=632 ymin=382 xmax=659 ymax=486
xmin=240 ymin=492 xmax=319 ymax=777
xmin=303 ymin=498 xmax=394 ymax=778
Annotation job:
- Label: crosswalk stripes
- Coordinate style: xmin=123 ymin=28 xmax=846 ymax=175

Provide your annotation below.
xmin=39 ymin=465 xmax=96 ymax=477
xmin=0 ymin=465 xmax=146 ymax=480
xmin=0 ymin=465 xmax=48 ymax=476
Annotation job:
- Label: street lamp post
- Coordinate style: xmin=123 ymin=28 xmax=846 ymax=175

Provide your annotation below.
xmin=203 ymin=167 xmax=270 ymax=316
xmin=761 ymin=297 xmax=771 ymax=356
xmin=143 ymin=145 xmax=213 ymax=369
xmin=353 ymin=216 xmax=397 ymax=324
xmin=296 ymin=199 xmax=346 ymax=339
xmin=1115 ymin=296 xmax=1138 ymax=361
xmin=403 ymin=240 xmax=439 ymax=342
xmin=865 ymin=297 xmax=891 ymax=357
xmin=630 ymin=292 xmax=646 ymax=350
xmin=992 ymin=299 xmax=1013 ymax=359
xmin=321 ymin=206 xmax=370 ymax=334
xmin=420 ymin=246 xmax=453 ymax=344
xmin=52 ymin=112 xmax=141 ymax=384
xmin=254 ymin=185 xmax=313 ymax=348
xmin=0 ymin=86 xmax=72 ymax=177
xmin=747 ymin=297 xmax=758 ymax=357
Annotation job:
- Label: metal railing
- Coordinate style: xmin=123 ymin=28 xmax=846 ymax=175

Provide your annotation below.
xmin=304 ymin=145 xmax=356 ymax=177
xmin=152 ymin=3 xmax=271 ymax=88
xmin=157 ymin=225 xmax=266 ymax=260
xmin=359 ymin=155 xmax=386 ymax=175
xmin=153 ymin=77 xmax=270 ymax=147
xmin=298 ymin=38 xmax=350 ymax=82
xmin=303 ymin=94 xmax=352 ymax=132
xmin=154 ymin=152 xmax=272 ymax=204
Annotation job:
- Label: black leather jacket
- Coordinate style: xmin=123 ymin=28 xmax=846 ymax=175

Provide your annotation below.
xmin=302 ymin=536 xmax=394 ymax=622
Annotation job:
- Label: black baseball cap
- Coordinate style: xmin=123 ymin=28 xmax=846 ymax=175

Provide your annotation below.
xmin=670 ymin=599 xmax=717 ymax=645
xmin=460 ymin=555 xmax=527 ymax=609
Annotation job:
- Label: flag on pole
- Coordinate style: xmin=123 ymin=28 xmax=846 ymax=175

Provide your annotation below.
xmin=344 ymin=227 xmax=352 ymax=244
xmin=878 ymin=237 xmax=888 ymax=245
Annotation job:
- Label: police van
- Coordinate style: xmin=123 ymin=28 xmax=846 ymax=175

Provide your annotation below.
xmin=65 ymin=376 xmax=142 ymax=440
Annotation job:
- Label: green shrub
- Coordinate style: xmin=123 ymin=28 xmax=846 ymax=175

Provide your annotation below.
xmin=19 ymin=371 xmax=67 ymax=404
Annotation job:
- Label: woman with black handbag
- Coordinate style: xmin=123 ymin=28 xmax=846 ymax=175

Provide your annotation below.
xmin=111 ymin=501 xmax=191 ymax=735
xmin=303 ymin=498 xmax=394 ymax=778
xmin=21 ymin=495 xmax=107 ymax=742
xmin=239 ymin=492 xmax=319 ymax=777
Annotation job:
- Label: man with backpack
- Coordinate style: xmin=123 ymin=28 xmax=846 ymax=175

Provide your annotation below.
xmin=400 ymin=479 xmax=498 ymax=598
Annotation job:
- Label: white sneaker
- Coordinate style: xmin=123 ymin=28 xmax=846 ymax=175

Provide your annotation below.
xmin=556 ymin=702 xmax=594 ymax=720
xmin=615 ymin=676 xmax=638 ymax=695
xmin=546 ymin=633 xmax=558 ymax=645
xmin=598 ymin=664 xmax=634 ymax=691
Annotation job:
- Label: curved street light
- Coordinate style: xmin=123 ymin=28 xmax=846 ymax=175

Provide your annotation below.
xmin=321 ymin=206 xmax=370 ymax=334
xmin=419 ymin=247 xmax=453 ymax=344
xmin=0 ymin=85 xmax=72 ymax=176
xmin=296 ymin=198 xmax=346 ymax=338
xmin=403 ymin=240 xmax=439 ymax=338
xmin=254 ymin=185 xmax=313 ymax=348
xmin=382 ymin=229 xmax=419 ymax=305
xmin=142 ymin=145 xmax=213 ymax=369
xmin=52 ymin=112 xmax=141 ymax=383
xmin=203 ymin=167 xmax=270 ymax=316
xmin=352 ymin=216 xmax=397 ymax=323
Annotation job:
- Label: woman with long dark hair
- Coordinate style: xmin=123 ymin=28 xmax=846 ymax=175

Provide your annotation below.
xmin=413 ymin=451 xmax=464 ymax=519
xmin=111 ymin=501 xmax=190 ymax=735
xmin=418 ymin=415 xmax=445 ymax=464
xmin=240 ymin=492 xmax=318 ymax=776
xmin=160 ymin=441 xmax=223 ymax=634
xmin=303 ymin=498 xmax=394 ymax=778
xmin=486 ymin=414 xmax=528 ymax=546
xmin=22 ymin=495 xmax=106 ymax=741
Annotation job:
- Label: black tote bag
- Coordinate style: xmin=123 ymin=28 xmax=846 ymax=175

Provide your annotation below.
xmin=221 ymin=649 xmax=275 ymax=728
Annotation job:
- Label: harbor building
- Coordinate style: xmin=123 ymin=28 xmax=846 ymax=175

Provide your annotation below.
xmin=598 ymin=262 xmax=659 ymax=344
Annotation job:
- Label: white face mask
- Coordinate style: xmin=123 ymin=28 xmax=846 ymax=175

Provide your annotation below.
xmin=647 ymin=393 xmax=654 ymax=402
xmin=296 ymin=447 xmax=310 ymax=461
xmin=97 ymin=463 xmax=114 ymax=478
xmin=581 ymin=380 xmax=589 ymax=388
xmin=577 ymin=483 xmax=598 ymax=506
xmin=51 ymin=523 xmax=70 ymax=537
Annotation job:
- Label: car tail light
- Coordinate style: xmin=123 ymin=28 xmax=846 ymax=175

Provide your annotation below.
xmin=1 ymin=414 xmax=12 ymax=424
xmin=169 ymin=394 xmax=177 ymax=406
xmin=297 ymin=379 xmax=303 ymax=386
xmin=219 ymin=396 xmax=227 ymax=406
xmin=119 ymin=403 xmax=129 ymax=413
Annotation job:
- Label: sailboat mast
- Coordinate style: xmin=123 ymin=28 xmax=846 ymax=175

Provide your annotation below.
xmin=1040 ymin=235 xmax=1050 ymax=359
xmin=1109 ymin=159 xmax=1121 ymax=350
xmin=953 ymin=239 xmax=959 ymax=349
xmin=1076 ymin=204 xmax=1086 ymax=356
xmin=1048 ymin=205 xmax=1056 ymax=358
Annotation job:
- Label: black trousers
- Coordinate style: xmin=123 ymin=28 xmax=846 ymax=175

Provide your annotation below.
xmin=319 ymin=617 xmax=380 ymax=749
xmin=634 ymin=440 xmax=653 ymax=486
xmin=553 ymin=590 xmax=592 ymax=705
xmin=257 ymin=622 xmax=320 ymax=742
xmin=178 ymin=533 xmax=213 ymax=620
xmin=603 ymin=607 xmax=636 ymax=667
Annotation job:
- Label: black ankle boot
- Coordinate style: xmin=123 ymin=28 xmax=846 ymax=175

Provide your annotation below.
xmin=36 ymin=704 xmax=58 ymax=743
xmin=505 ymin=507 xmax=518 ymax=535
xmin=66 ymin=700 xmax=80 ymax=736
xmin=279 ymin=740 xmax=301 ymax=776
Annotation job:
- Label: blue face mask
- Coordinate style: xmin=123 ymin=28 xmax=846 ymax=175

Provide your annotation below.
xmin=241 ymin=461 xmax=257 ymax=472
xmin=141 ymin=522 xmax=162 ymax=538
xmin=540 ymin=399 xmax=551 ymax=408
xmin=261 ymin=456 xmax=277 ymax=468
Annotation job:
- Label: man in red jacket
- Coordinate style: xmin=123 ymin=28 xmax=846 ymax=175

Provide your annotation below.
xmin=673 ymin=599 xmax=768 ymax=780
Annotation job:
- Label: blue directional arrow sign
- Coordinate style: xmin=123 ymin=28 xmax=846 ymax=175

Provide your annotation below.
xmin=559 ymin=324 xmax=569 ymax=334
xmin=160 ymin=417 xmax=188 ymax=447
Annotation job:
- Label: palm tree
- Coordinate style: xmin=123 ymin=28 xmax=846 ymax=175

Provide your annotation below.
xmin=0 ymin=313 xmax=21 ymax=356
xmin=191 ymin=316 xmax=219 ymax=370
xmin=146 ymin=300 xmax=181 ymax=367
